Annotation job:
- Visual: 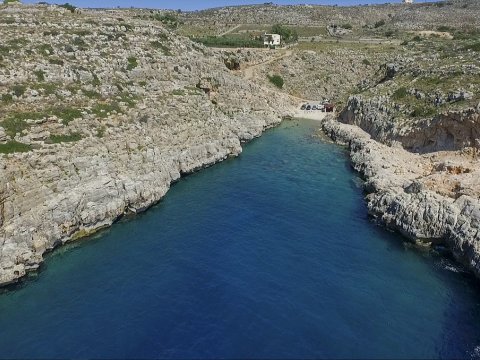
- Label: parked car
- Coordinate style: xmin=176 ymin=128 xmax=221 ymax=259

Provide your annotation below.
xmin=300 ymin=104 xmax=307 ymax=110
xmin=306 ymin=105 xmax=312 ymax=110
xmin=312 ymin=105 xmax=318 ymax=110
xmin=324 ymin=103 xmax=335 ymax=112
xmin=317 ymin=104 xmax=325 ymax=111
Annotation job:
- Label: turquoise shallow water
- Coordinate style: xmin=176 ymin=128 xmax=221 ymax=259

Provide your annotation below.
xmin=1 ymin=119 xmax=480 ymax=359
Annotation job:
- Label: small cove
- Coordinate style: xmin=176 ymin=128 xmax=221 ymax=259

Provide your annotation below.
xmin=1 ymin=119 xmax=480 ymax=359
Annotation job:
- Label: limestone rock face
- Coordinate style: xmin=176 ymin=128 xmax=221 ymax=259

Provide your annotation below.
xmin=339 ymin=95 xmax=480 ymax=153
xmin=0 ymin=4 xmax=295 ymax=286
xmin=322 ymin=117 xmax=480 ymax=278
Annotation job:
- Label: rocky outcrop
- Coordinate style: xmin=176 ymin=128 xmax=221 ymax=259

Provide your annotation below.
xmin=322 ymin=116 xmax=480 ymax=278
xmin=340 ymin=95 xmax=480 ymax=153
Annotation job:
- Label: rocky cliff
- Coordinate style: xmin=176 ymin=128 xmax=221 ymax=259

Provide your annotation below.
xmin=0 ymin=3 xmax=295 ymax=286
xmin=321 ymin=34 xmax=480 ymax=276
xmin=322 ymin=117 xmax=480 ymax=278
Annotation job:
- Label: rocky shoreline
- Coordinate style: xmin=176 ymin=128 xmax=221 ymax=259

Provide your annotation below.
xmin=2 ymin=0 xmax=480 ymax=288
xmin=0 ymin=3 xmax=298 ymax=287
xmin=0 ymin=114 xmax=289 ymax=287
xmin=321 ymin=115 xmax=480 ymax=279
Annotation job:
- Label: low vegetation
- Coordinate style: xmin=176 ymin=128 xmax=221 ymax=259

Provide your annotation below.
xmin=12 ymin=85 xmax=26 ymax=97
xmin=38 ymin=43 xmax=54 ymax=56
xmin=52 ymin=107 xmax=83 ymax=125
xmin=392 ymin=87 xmax=408 ymax=100
xmin=151 ymin=12 xmax=179 ymax=29
xmin=150 ymin=40 xmax=172 ymax=55
xmin=270 ymin=24 xmax=298 ymax=43
xmin=0 ymin=141 xmax=32 ymax=154
xmin=59 ymin=3 xmax=76 ymax=13
xmin=191 ymin=36 xmax=263 ymax=48
xmin=33 ymin=69 xmax=46 ymax=81
xmin=49 ymin=133 xmax=82 ymax=143
xmin=91 ymin=102 xmax=121 ymax=118
xmin=267 ymin=74 xmax=284 ymax=89
xmin=1 ymin=93 xmax=13 ymax=103
xmin=126 ymin=56 xmax=138 ymax=70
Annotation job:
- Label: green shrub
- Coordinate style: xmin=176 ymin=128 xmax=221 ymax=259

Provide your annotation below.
xmin=1 ymin=93 xmax=13 ymax=103
xmin=192 ymin=36 xmax=263 ymax=48
xmin=0 ymin=17 xmax=15 ymax=24
xmin=59 ymin=3 xmax=76 ymax=13
xmin=151 ymin=12 xmax=179 ymax=29
xmin=270 ymin=24 xmax=298 ymax=43
xmin=49 ymin=133 xmax=82 ymax=143
xmin=342 ymin=23 xmax=353 ymax=30
xmin=172 ymin=89 xmax=185 ymax=96
xmin=437 ymin=25 xmax=453 ymax=32
xmin=464 ymin=42 xmax=480 ymax=52
xmin=126 ymin=56 xmax=138 ymax=70
xmin=73 ymin=30 xmax=91 ymax=36
xmin=103 ymin=32 xmax=127 ymax=41
xmin=92 ymin=74 xmax=101 ymax=86
xmin=52 ymin=107 xmax=83 ymax=125
xmin=49 ymin=58 xmax=64 ymax=66
xmin=150 ymin=40 xmax=172 ymax=55
xmin=12 ymin=85 xmax=26 ymax=97
xmin=392 ymin=87 xmax=408 ymax=100
xmin=38 ymin=43 xmax=54 ymax=56
xmin=64 ymin=45 xmax=74 ymax=53
xmin=117 ymin=92 xmax=137 ymax=108
xmin=267 ymin=74 xmax=284 ymax=89
xmin=44 ymin=30 xmax=60 ymax=36
xmin=39 ymin=83 xmax=57 ymax=95
xmin=82 ymin=89 xmax=101 ymax=99
xmin=96 ymin=126 xmax=106 ymax=138
xmin=411 ymin=106 xmax=436 ymax=118
xmin=362 ymin=59 xmax=371 ymax=66
xmin=0 ymin=45 xmax=10 ymax=55
xmin=374 ymin=20 xmax=386 ymax=28
xmin=91 ymin=102 xmax=121 ymax=118
xmin=33 ymin=70 xmax=46 ymax=81
xmin=1 ymin=113 xmax=39 ymax=137
xmin=71 ymin=37 xmax=87 ymax=47
xmin=0 ymin=141 xmax=32 ymax=154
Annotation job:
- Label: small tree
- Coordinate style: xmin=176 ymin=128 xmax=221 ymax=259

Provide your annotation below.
xmin=270 ymin=24 xmax=298 ymax=44
xmin=59 ymin=3 xmax=76 ymax=13
xmin=268 ymin=74 xmax=284 ymax=89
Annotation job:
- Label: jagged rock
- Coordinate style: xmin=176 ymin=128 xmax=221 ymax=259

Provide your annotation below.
xmin=385 ymin=63 xmax=399 ymax=79
xmin=448 ymin=90 xmax=474 ymax=102
xmin=323 ymin=110 xmax=480 ymax=278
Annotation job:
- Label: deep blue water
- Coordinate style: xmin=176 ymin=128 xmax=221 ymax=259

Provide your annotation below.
xmin=1 ymin=119 xmax=480 ymax=359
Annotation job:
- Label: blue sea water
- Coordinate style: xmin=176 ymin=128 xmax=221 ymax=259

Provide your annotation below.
xmin=1 ymin=119 xmax=480 ymax=359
